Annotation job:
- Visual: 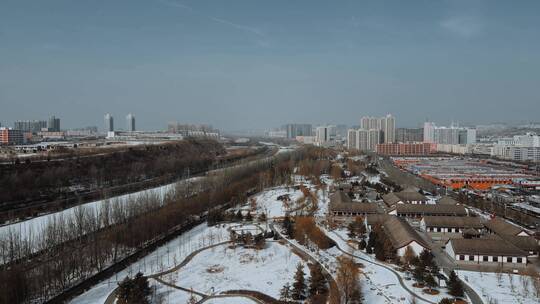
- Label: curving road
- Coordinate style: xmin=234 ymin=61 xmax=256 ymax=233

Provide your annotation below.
xmin=326 ymin=230 xmax=437 ymax=304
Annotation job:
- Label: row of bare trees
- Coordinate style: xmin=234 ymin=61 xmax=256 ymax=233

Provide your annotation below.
xmin=0 ymin=145 xmax=331 ymax=303
xmin=0 ymin=139 xmax=224 ymax=206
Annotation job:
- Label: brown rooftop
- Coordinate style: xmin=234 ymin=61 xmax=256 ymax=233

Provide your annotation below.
xmin=422 ymin=216 xmax=483 ymax=229
xmin=438 ymin=196 xmax=458 ymax=205
xmin=484 ymin=217 xmax=527 ymax=236
xmin=448 ymin=238 xmax=527 ymax=257
xmin=365 ymin=214 xmax=392 ymax=226
xmin=383 ymin=217 xmax=430 ymax=249
xmin=382 ymin=193 xmax=401 ymax=207
xmin=396 ymin=204 xmax=467 ymax=216
xmin=395 ymin=190 xmax=427 ymax=202
xmin=329 ymin=190 xmax=378 ymax=214
xmin=497 ymin=235 xmax=539 ymax=253
xmin=330 ymin=191 xmax=352 ymax=204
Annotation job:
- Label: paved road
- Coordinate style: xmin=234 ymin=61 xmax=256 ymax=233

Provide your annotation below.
xmin=104 ymin=241 xmax=229 ymax=304
xmin=269 ymin=222 xmax=340 ymax=303
xmin=196 ymin=293 xmax=264 ymax=304
xmin=327 ymin=230 xmax=437 ymax=304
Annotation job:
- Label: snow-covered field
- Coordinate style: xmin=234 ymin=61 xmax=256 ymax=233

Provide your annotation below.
xmin=251 ymin=185 xmax=312 ymax=218
xmin=457 ymin=270 xmax=540 ymax=304
xmin=70 ymin=223 xmax=230 ymax=304
xmin=158 ymin=241 xmax=308 ymax=299
xmin=0 ymin=177 xmax=200 ymax=254
xmin=204 ymin=297 xmax=257 ymax=304
xmin=327 ymin=228 xmax=461 ymax=304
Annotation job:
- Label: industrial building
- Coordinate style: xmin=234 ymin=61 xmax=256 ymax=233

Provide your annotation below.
xmin=392 ymin=157 xmax=534 ymax=190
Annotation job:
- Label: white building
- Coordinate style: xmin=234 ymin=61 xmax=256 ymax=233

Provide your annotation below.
xmin=423 ymin=122 xmax=476 ymax=145
xmin=126 ymin=113 xmax=136 ymax=132
xmin=492 ymin=133 xmax=540 ymax=162
xmin=315 ymin=125 xmax=335 ymax=146
xmin=104 ymin=114 xmax=114 ymax=132
xmin=445 ymin=238 xmax=528 ymax=268
xmin=360 ymin=114 xmax=395 ymax=144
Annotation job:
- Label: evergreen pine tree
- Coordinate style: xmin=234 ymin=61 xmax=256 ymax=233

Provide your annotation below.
xmin=358 ymin=239 xmax=366 ymax=250
xmin=413 ymin=265 xmax=426 ymax=285
xmin=308 ymin=263 xmax=328 ymax=297
xmin=448 ymin=270 xmax=464 ymax=297
xmin=424 ymin=274 xmax=437 ymax=292
xmin=291 ymin=263 xmax=306 ymax=300
xmin=235 ymin=210 xmax=243 ymax=221
xmin=283 ymin=214 xmax=294 ymax=238
xmin=367 ymin=231 xmax=376 ymax=252
xmin=279 ymin=282 xmax=292 ymax=301
xmin=117 ymin=272 xmax=151 ymax=304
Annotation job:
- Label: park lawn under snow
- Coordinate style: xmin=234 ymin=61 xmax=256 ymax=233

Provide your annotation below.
xmin=69 ymin=223 xmax=231 ymax=304
xmin=251 ymin=185 xmax=313 ymax=218
xmin=204 ymin=297 xmax=257 ymax=304
xmin=457 ymin=270 xmax=540 ymax=304
xmin=162 ymin=241 xmax=309 ymax=299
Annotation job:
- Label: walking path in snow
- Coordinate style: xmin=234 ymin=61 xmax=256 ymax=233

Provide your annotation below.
xmin=327 ymin=230 xmax=437 ymax=304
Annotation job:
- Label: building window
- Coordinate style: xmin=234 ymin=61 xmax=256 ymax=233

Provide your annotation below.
xmin=493 ymin=256 xmax=498 ymax=262
xmin=459 ymin=255 xmax=465 ymax=261
xmin=483 ymin=256 xmax=488 ymax=262
xmin=516 ymin=258 xmax=522 ymax=263
xmin=469 ymin=255 xmax=474 ymax=261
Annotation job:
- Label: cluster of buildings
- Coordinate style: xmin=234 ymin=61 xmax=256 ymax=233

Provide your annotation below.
xmin=166 ymin=122 xmax=220 ymax=139
xmin=423 ymin=122 xmax=477 ymax=145
xmin=392 ymin=157 xmax=535 ymax=191
xmin=346 ymin=114 xmax=396 ymax=151
xmin=492 ymin=133 xmax=540 ymax=162
xmin=104 ymin=113 xmax=136 ymax=133
xmin=0 ymin=115 xmax=63 ymax=145
xmin=328 ymin=185 xmax=539 ymax=270
xmin=266 ymin=123 xmax=313 ymax=139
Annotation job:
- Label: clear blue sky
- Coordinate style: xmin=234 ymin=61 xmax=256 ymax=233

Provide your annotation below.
xmin=1 ymin=0 xmax=539 ymax=131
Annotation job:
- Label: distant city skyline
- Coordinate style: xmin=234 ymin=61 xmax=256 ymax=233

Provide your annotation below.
xmin=1 ymin=1 xmax=540 ymax=131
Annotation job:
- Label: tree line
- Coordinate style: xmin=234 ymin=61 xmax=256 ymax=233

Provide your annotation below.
xmin=0 ymin=139 xmax=226 ymax=214
xmin=0 ymin=145 xmax=330 ymax=303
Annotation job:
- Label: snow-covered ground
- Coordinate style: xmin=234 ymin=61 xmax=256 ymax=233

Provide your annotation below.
xmin=0 ymin=177 xmax=201 ymax=259
xmin=70 ymin=223 xmax=230 ymax=304
xmin=158 ymin=241 xmax=308 ymax=299
xmin=457 ymin=270 xmax=540 ymax=304
xmin=251 ymin=185 xmax=314 ymax=218
xmin=204 ymin=297 xmax=257 ymax=304
xmin=327 ymin=228 xmax=461 ymax=304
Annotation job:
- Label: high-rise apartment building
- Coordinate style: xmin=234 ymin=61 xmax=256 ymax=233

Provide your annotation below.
xmin=381 ymin=114 xmax=395 ymax=143
xmin=284 ymin=123 xmax=312 ymax=139
xmin=48 ymin=116 xmax=61 ymax=132
xmin=315 ymin=125 xmax=336 ymax=146
xmin=14 ymin=120 xmax=47 ymax=133
xmin=126 ymin=113 xmax=136 ymax=132
xmin=360 ymin=114 xmax=395 ymax=144
xmin=367 ymin=129 xmax=381 ymax=151
xmin=423 ymin=122 xmax=476 ymax=145
xmin=396 ymin=128 xmax=424 ymax=143
xmin=361 ymin=116 xmax=380 ymax=130
xmin=347 ymin=129 xmax=371 ymax=151
xmin=104 ymin=114 xmax=114 ymax=132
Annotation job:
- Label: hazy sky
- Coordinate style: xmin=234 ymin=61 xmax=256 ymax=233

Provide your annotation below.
xmin=1 ymin=0 xmax=539 ymax=132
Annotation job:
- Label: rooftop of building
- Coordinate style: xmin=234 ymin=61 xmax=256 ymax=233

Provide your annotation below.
xmin=447 ymin=238 xmax=527 ymax=257
xmin=422 ymin=216 xmax=484 ymax=228
xmin=383 ymin=217 xmax=430 ymax=250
